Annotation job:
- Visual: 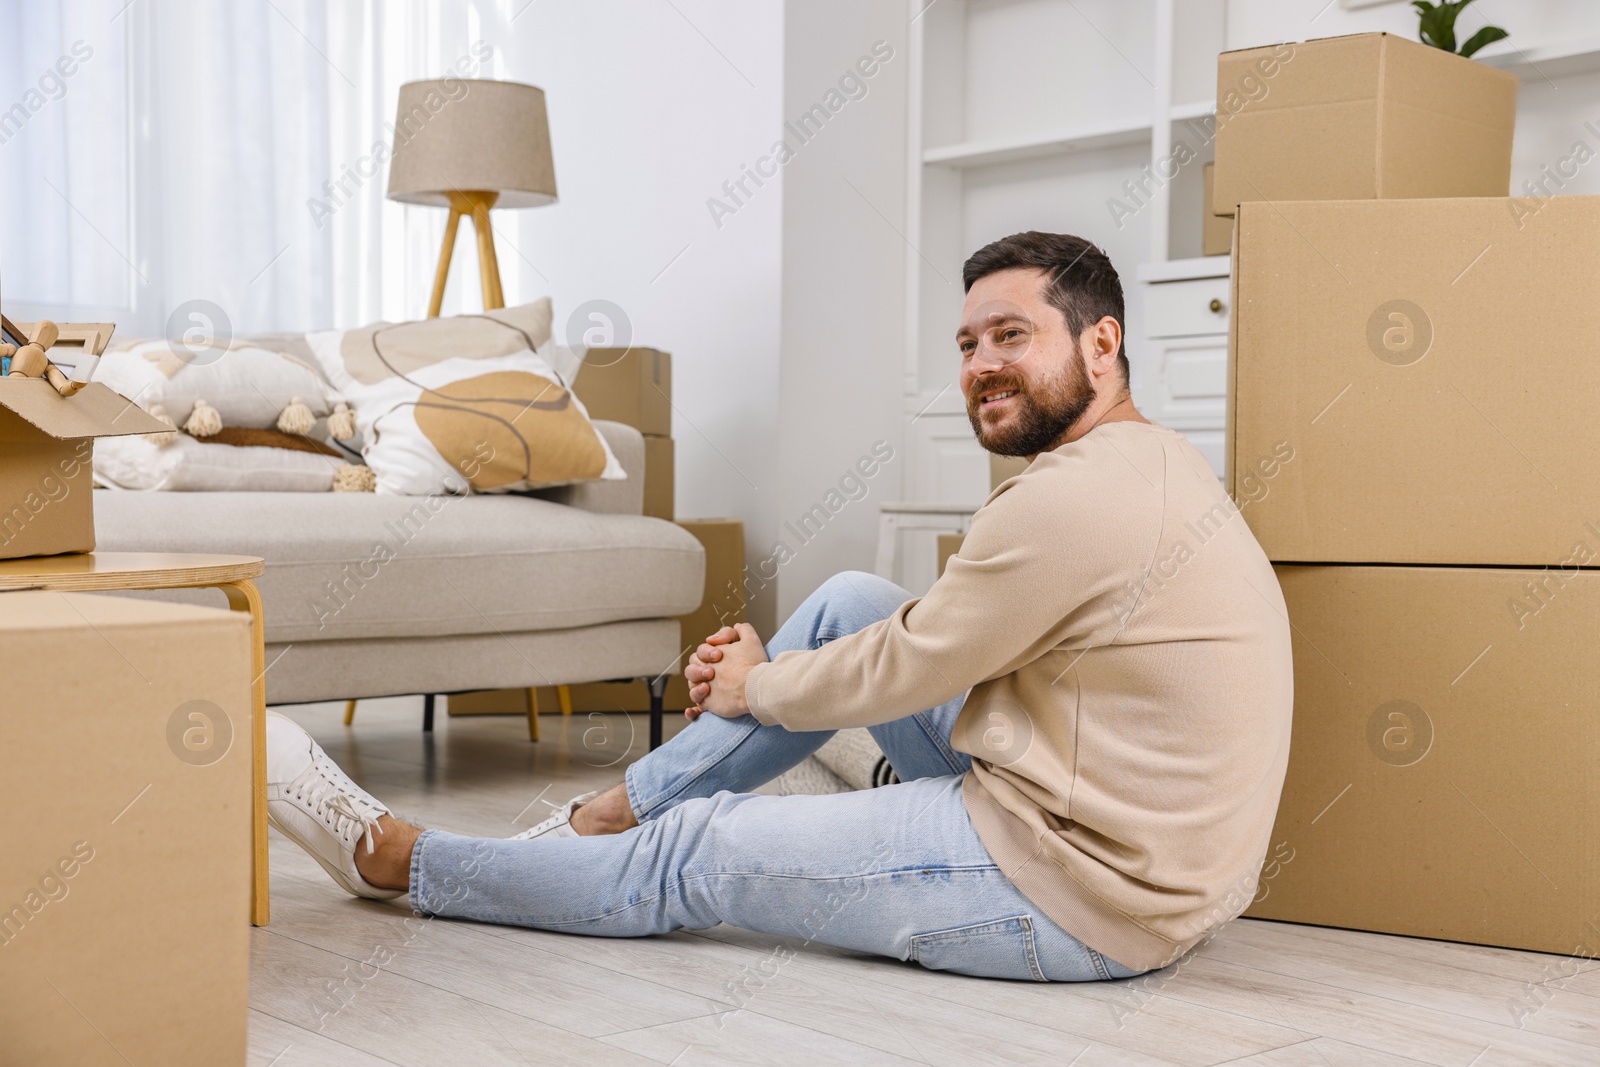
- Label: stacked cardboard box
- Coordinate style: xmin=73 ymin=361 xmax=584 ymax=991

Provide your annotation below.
xmin=573 ymin=347 xmax=674 ymax=520
xmin=1207 ymin=32 xmax=1517 ymax=267
xmin=1217 ymin=37 xmax=1597 ymax=956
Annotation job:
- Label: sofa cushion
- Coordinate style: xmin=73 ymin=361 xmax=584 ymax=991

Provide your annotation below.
xmin=93 ymin=491 xmax=705 ymax=643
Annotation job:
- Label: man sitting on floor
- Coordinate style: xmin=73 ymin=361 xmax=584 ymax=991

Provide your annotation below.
xmin=266 ymin=230 xmax=1294 ymax=982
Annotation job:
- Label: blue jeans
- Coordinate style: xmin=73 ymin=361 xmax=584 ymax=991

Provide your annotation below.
xmin=410 ymin=571 xmax=1144 ymax=982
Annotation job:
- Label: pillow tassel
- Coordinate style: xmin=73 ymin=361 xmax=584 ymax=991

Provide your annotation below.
xmin=331 ymin=464 xmax=376 ymax=493
xmin=143 ymin=404 xmax=180 ymax=447
xmin=277 ymin=396 xmax=315 ymax=435
xmin=184 ymin=397 xmax=223 ymax=437
xmin=327 ymin=401 xmax=357 ymax=442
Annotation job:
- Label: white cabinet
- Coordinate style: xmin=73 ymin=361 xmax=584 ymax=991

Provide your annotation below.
xmin=1133 ymin=257 xmax=1231 ymax=479
xmin=1145 ymin=275 xmax=1230 ymax=338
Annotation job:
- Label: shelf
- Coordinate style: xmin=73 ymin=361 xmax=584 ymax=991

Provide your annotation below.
xmin=1476 ymin=35 xmax=1600 ymax=79
xmin=923 ymin=114 xmax=1152 ymax=168
xmin=1135 ymin=256 xmax=1230 ymax=284
xmin=1169 ymin=99 xmax=1216 ymax=123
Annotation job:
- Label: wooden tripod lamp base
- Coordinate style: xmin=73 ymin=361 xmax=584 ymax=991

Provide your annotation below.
xmin=428 ymin=190 xmax=506 ymax=317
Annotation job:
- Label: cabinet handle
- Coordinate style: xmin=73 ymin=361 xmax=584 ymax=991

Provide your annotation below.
xmin=1208 ymin=298 xmax=1224 ymax=313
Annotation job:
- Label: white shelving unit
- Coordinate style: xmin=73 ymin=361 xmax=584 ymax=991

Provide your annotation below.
xmin=893 ymin=0 xmax=1600 ymax=547
xmin=1477 ymin=33 xmax=1600 ymax=78
xmin=900 ymin=0 xmax=1231 ymax=522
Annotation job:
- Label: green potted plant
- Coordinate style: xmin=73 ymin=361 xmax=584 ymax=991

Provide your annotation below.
xmin=1412 ymin=0 xmax=1509 ymax=58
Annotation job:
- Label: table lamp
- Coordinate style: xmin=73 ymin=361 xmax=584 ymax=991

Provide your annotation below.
xmin=386 ymin=79 xmax=557 ymax=317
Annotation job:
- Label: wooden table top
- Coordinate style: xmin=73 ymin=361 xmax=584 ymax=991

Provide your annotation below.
xmin=0 ymin=552 xmax=264 ymax=591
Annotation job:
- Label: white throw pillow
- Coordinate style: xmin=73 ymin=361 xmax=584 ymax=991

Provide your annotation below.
xmin=93 ymin=434 xmax=346 ymax=492
xmin=92 ymin=340 xmax=347 ymax=435
xmin=306 ymin=301 xmax=622 ymax=496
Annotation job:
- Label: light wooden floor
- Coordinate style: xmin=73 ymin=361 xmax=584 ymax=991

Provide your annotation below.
xmin=250 ymin=697 xmax=1600 ymax=1067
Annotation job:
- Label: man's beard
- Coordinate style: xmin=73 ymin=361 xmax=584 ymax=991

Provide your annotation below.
xmin=966 ymin=355 xmax=1096 ymax=457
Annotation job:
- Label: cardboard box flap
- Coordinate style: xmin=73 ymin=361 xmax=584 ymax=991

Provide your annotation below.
xmin=0 ymin=379 xmax=169 ymax=438
xmin=1220 ymin=33 xmax=1384 ymax=111
xmin=1220 ymin=33 xmax=1515 ymax=120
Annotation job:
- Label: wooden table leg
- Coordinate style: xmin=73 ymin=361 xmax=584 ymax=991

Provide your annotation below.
xmin=220 ymin=580 xmax=269 ymax=926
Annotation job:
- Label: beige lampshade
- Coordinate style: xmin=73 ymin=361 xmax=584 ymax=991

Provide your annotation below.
xmin=386 ymin=79 xmax=557 ymax=209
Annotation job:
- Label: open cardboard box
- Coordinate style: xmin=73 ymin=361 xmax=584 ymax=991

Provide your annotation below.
xmin=1212 ymin=33 xmax=1516 ymax=217
xmin=0 ymin=379 xmax=168 ymax=559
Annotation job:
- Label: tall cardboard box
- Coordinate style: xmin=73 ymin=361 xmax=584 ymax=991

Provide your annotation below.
xmin=989 ymin=453 xmax=1027 ymax=490
xmin=642 ymin=435 xmax=675 ymax=521
xmin=1201 ymin=164 xmax=1231 ymax=256
xmin=936 ymin=533 xmax=964 ymax=576
xmin=1212 ymin=33 xmax=1516 ymax=217
xmin=1230 ymin=197 xmax=1600 ymax=567
xmin=573 ymin=348 xmax=671 ymax=437
xmin=0 ymin=592 xmax=252 ymax=1065
xmin=1250 ymin=565 xmax=1599 ymax=956
xmin=0 ymin=380 xmax=169 ymax=559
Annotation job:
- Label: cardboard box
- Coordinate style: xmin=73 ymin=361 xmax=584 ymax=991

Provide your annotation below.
xmin=989 ymin=453 xmax=1028 ymax=490
xmin=573 ymin=348 xmax=671 ymax=437
xmin=936 ymin=533 xmax=964 ymax=576
xmin=454 ymin=518 xmax=746 ymax=716
xmin=643 ymin=435 xmax=675 ymax=521
xmin=448 ymin=687 xmax=533 ymax=716
xmin=0 ymin=380 xmax=168 ymax=559
xmin=1230 ymin=196 xmax=1600 ymax=567
xmin=1201 ymin=164 xmax=1231 ymax=256
xmin=1212 ymin=33 xmax=1516 ymax=217
xmin=1248 ymin=565 xmax=1599 ymax=957
xmin=0 ymin=592 xmax=252 ymax=1064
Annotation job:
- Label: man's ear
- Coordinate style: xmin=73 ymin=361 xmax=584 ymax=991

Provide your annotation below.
xmin=1087 ymin=317 xmax=1122 ymax=378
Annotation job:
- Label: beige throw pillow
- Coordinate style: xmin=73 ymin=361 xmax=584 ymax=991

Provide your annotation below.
xmin=306 ymin=300 xmax=622 ymax=496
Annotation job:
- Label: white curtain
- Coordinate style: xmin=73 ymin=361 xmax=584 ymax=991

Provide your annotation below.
xmin=0 ymin=0 xmax=515 ymax=339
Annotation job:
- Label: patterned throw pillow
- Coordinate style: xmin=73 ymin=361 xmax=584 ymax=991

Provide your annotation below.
xmin=306 ymin=300 xmax=622 ymax=496
xmin=92 ymin=339 xmax=350 ymax=440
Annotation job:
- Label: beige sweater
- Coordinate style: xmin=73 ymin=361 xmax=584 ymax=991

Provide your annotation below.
xmin=746 ymin=422 xmax=1294 ymax=970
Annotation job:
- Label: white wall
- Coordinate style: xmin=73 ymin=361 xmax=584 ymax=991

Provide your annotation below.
xmin=773 ymin=0 xmax=912 ymax=619
xmin=490 ymin=1 xmax=785 ymax=631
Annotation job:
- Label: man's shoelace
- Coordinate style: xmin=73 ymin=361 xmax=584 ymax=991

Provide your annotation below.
xmin=287 ymin=762 xmax=386 ymax=853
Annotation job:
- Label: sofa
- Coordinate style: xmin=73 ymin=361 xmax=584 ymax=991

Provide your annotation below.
xmin=93 ymin=420 xmax=706 ymax=744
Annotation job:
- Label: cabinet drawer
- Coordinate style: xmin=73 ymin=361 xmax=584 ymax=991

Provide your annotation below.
xmin=1145 ymin=276 xmax=1230 ymax=338
xmin=1168 ymin=344 xmax=1227 ymax=399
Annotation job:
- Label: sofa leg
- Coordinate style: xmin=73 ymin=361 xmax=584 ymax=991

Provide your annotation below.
xmin=343 ymin=699 xmax=357 ymax=726
xmin=422 ymin=694 xmax=435 ymax=732
xmin=647 ymin=674 xmax=668 ymax=751
xmin=526 ymin=687 xmax=540 ymax=743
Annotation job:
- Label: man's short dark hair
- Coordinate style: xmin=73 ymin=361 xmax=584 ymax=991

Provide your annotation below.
xmin=962 ymin=231 xmax=1128 ymax=381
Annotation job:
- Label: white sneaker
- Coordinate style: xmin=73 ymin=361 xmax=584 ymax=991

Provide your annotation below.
xmin=511 ymin=790 xmax=599 ymax=840
xmin=266 ymin=712 xmax=403 ymax=900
